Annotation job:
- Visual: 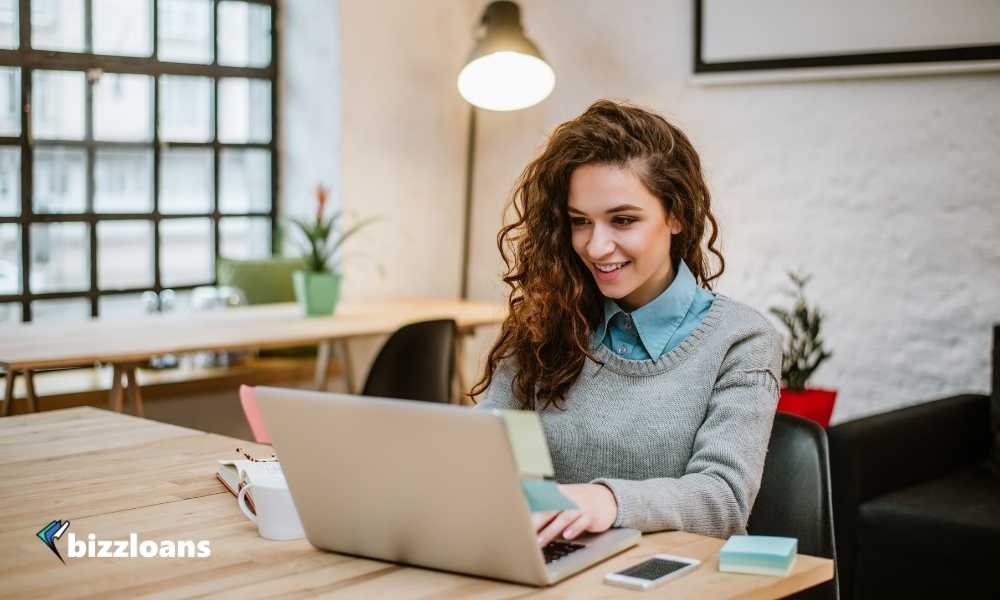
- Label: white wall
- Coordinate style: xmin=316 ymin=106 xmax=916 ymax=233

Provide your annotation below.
xmin=291 ymin=1 xmax=478 ymax=385
xmin=308 ymin=1 xmax=998 ymax=421
xmin=337 ymin=0 xmax=474 ymax=302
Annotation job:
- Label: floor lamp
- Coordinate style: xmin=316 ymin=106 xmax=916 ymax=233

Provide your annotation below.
xmin=457 ymin=0 xmax=555 ymax=299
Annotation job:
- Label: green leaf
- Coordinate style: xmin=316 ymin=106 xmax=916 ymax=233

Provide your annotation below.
xmin=328 ymin=216 xmax=382 ymax=256
xmin=769 ymin=270 xmax=832 ymax=389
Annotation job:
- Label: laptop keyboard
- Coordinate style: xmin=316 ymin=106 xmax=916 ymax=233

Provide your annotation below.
xmin=543 ymin=541 xmax=585 ymax=564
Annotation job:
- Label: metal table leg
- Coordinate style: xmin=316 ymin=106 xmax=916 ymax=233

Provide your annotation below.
xmin=315 ymin=340 xmax=332 ymax=391
xmin=339 ymin=340 xmax=356 ymax=394
xmin=23 ymin=369 xmax=37 ymax=413
xmin=109 ymin=365 xmax=124 ymax=412
xmin=2 ymin=368 xmax=16 ymax=417
xmin=124 ymin=365 xmax=144 ymax=417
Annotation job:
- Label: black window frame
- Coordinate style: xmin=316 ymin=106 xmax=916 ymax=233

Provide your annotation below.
xmin=0 ymin=0 xmax=279 ymax=322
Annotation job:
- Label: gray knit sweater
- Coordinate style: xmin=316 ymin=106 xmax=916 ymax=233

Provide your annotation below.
xmin=476 ymin=294 xmax=782 ymax=538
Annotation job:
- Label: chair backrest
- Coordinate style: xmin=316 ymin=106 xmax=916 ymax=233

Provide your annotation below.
xmin=217 ymin=257 xmax=305 ymax=305
xmin=748 ymin=412 xmax=838 ymax=600
xmin=991 ymin=324 xmax=1000 ymax=474
xmin=361 ymin=319 xmax=456 ymax=404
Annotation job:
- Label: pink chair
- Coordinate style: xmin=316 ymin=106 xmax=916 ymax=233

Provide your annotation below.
xmin=239 ymin=385 xmax=271 ymax=444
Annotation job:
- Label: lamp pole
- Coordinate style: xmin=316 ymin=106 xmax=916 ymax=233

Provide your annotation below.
xmin=460 ymin=107 xmax=477 ymax=300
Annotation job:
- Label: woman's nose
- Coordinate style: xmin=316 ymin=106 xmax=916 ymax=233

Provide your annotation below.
xmin=586 ymin=226 xmax=615 ymax=259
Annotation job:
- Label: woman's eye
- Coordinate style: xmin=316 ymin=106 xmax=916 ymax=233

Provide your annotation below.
xmin=570 ymin=218 xmax=589 ymax=227
xmin=613 ymin=216 xmax=636 ymax=226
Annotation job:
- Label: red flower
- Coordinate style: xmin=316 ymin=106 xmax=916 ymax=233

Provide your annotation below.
xmin=315 ymin=184 xmax=329 ymax=222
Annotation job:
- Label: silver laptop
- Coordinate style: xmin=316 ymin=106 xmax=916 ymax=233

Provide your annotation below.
xmin=254 ymin=386 xmax=640 ymax=586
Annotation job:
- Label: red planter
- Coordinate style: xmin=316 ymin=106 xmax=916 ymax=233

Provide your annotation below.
xmin=777 ymin=388 xmax=837 ymax=428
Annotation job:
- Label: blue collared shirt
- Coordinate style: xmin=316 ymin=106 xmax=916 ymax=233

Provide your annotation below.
xmin=592 ymin=260 xmax=715 ymax=360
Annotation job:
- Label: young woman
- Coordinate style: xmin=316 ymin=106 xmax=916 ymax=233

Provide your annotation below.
xmin=472 ymin=100 xmax=782 ymax=547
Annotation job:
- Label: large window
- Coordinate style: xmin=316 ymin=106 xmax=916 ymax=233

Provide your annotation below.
xmin=0 ymin=0 xmax=276 ymax=323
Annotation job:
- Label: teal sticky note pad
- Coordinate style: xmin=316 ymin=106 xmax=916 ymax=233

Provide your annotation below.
xmin=521 ymin=479 xmax=577 ymax=512
xmin=497 ymin=409 xmax=554 ymax=477
xmin=720 ymin=535 xmax=797 ymax=561
xmin=719 ymin=535 xmax=797 ymax=575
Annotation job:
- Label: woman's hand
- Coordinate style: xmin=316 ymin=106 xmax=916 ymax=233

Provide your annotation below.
xmin=531 ymin=483 xmax=618 ymax=547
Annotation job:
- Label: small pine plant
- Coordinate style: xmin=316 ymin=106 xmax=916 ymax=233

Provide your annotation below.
xmin=769 ymin=271 xmax=833 ymax=391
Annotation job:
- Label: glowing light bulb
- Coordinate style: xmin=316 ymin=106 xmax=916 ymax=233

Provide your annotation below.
xmin=457 ymin=51 xmax=555 ymax=111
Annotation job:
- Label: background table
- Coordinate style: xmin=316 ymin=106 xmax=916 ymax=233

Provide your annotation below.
xmin=0 ymin=407 xmax=833 ymax=599
xmin=0 ymin=298 xmax=506 ymax=416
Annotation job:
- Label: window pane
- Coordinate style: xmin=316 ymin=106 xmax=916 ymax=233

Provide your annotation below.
xmin=220 ymin=148 xmax=269 ymax=213
xmin=33 ymin=147 xmax=86 ymax=213
xmin=219 ymin=1 xmax=271 ymax=67
xmin=218 ymin=78 xmax=271 ymax=143
xmin=160 ymin=147 xmax=213 ymax=214
xmin=93 ymin=0 xmax=153 ymax=57
xmin=220 ymin=217 xmax=270 ymax=260
xmin=0 ymin=0 xmax=18 ymax=49
xmin=160 ymin=218 xmax=212 ymax=286
xmin=159 ymin=75 xmax=213 ymax=142
xmin=32 ymin=70 xmax=86 ymax=140
xmin=94 ymin=73 xmax=153 ymax=142
xmin=94 ymin=149 xmax=153 ymax=213
xmin=0 ymin=146 xmax=18 ymax=216
xmin=0 ymin=302 xmax=20 ymax=323
xmin=158 ymin=0 xmax=213 ymax=64
xmin=32 ymin=0 xmax=85 ymax=52
xmin=29 ymin=222 xmax=89 ymax=292
xmin=99 ymin=292 xmax=149 ymax=318
xmin=98 ymin=220 xmax=153 ymax=289
xmin=0 ymin=66 xmax=20 ymax=136
xmin=32 ymin=298 xmax=90 ymax=321
xmin=0 ymin=223 xmax=19 ymax=294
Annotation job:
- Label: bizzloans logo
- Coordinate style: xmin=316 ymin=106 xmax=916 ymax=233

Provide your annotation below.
xmin=37 ymin=519 xmax=71 ymax=563
xmin=37 ymin=519 xmax=211 ymax=562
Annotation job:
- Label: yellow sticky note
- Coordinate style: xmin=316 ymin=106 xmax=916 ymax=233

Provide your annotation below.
xmin=498 ymin=409 xmax=554 ymax=477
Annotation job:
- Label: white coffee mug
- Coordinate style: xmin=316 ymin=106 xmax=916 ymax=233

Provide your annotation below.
xmin=237 ymin=478 xmax=306 ymax=541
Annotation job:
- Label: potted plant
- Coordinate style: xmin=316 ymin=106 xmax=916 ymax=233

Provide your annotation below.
xmin=769 ymin=271 xmax=836 ymax=427
xmin=288 ymin=184 xmax=377 ymax=316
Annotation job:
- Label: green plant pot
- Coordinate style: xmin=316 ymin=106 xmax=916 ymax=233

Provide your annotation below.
xmin=292 ymin=270 xmax=342 ymax=317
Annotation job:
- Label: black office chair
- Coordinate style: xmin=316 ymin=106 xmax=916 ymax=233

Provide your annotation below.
xmin=361 ymin=319 xmax=456 ymax=404
xmin=748 ymin=412 xmax=839 ymax=600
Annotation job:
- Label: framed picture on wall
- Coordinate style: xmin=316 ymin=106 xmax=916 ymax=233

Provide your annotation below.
xmin=694 ymin=0 xmax=1000 ymax=82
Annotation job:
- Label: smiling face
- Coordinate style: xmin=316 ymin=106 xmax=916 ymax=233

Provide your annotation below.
xmin=567 ymin=163 xmax=681 ymax=312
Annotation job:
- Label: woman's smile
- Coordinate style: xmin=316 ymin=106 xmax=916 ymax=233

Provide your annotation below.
xmin=592 ymin=260 xmax=631 ymax=282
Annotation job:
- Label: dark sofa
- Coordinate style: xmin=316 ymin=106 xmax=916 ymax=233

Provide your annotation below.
xmin=828 ymin=325 xmax=1000 ymax=599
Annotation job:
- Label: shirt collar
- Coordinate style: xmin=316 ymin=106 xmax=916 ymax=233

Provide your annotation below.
xmin=591 ymin=260 xmax=699 ymax=358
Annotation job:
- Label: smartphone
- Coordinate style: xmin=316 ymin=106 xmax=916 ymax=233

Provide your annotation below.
xmin=604 ymin=554 xmax=701 ymax=590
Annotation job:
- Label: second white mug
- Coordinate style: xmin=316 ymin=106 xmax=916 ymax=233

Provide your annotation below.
xmin=237 ymin=478 xmax=306 ymax=541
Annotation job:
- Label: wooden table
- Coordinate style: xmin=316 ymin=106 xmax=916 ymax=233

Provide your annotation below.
xmin=0 ymin=298 xmax=506 ymax=416
xmin=0 ymin=408 xmax=834 ymax=599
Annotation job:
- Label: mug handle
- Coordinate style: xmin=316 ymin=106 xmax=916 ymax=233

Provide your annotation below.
xmin=237 ymin=484 xmax=258 ymax=524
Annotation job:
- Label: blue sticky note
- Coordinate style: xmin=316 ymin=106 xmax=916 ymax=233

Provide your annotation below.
xmin=521 ymin=479 xmax=577 ymax=512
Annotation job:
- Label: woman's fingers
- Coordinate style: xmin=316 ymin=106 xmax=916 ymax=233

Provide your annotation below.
xmin=537 ymin=510 xmax=585 ymax=547
xmin=561 ymin=511 xmax=593 ymax=540
xmin=531 ymin=511 xmax=560 ymax=533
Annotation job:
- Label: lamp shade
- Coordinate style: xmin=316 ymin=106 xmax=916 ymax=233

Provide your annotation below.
xmin=458 ymin=1 xmax=554 ymax=111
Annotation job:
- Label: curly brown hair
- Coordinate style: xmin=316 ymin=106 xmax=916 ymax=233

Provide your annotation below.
xmin=470 ymin=100 xmax=724 ymax=410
